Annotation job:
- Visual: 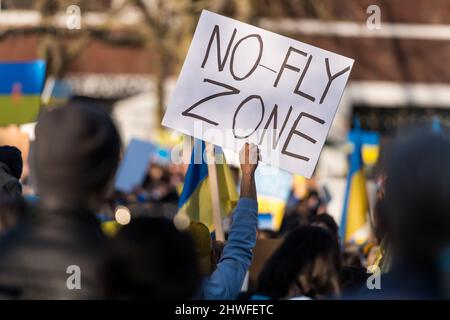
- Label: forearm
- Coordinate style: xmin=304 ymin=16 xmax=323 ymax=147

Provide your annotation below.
xmin=203 ymin=198 xmax=258 ymax=299
xmin=240 ymin=172 xmax=256 ymax=200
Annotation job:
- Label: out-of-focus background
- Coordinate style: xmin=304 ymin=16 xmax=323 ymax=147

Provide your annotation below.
xmin=1 ymin=0 xmax=449 ymax=232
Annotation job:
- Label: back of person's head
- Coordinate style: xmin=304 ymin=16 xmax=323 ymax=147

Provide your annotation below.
xmin=310 ymin=213 xmax=342 ymax=270
xmin=310 ymin=213 xmax=339 ymax=242
xmin=339 ymin=265 xmax=369 ymax=291
xmin=0 ymin=146 xmax=23 ymax=180
xmin=257 ymin=225 xmax=340 ymax=299
xmin=188 ymin=221 xmax=212 ymax=276
xmin=34 ymin=104 xmax=121 ymax=208
xmin=211 ymin=240 xmax=225 ymax=274
xmin=383 ymin=126 xmax=450 ymax=264
xmin=0 ymin=146 xmax=23 ymax=196
xmin=342 ymin=244 xmax=363 ymax=268
xmin=102 ymin=217 xmax=200 ymax=299
xmin=372 ymin=182 xmax=388 ymax=243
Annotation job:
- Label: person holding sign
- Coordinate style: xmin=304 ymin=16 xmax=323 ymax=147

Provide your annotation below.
xmin=198 ymin=143 xmax=260 ymax=300
xmin=162 ymin=10 xmax=354 ymax=179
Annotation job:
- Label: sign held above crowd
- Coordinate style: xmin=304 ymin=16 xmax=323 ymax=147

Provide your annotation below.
xmin=162 ymin=10 xmax=354 ymax=178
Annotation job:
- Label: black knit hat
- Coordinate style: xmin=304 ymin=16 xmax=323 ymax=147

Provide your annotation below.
xmin=0 ymin=146 xmax=23 ymax=179
xmin=34 ymin=104 xmax=121 ymax=203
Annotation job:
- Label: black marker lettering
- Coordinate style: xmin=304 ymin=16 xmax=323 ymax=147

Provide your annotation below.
xmin=274 ymin=46 xmax=307 ymax=88
xmin=258 ymin=104 xmax=293 ymax=148
xmin=182 ymin=78 xmax=240 ymax=126
xmin=293 ymin=54 xmax=315 ymax=102
xmin=230 ymin=34 xmax=263 ymax=81
xmin=320 ymin=58 xmax=351 ymax=104
xmin=232 ymin=95 xmax=265 ymax=139
xmin=201 ymin=25 xmax=237 ymax=72
xmin=281 ymin=112 xmax=325 ymax=161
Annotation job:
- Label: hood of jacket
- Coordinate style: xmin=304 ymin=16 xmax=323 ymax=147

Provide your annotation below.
xmin=0 ymin=161 xmax=22 ymax=196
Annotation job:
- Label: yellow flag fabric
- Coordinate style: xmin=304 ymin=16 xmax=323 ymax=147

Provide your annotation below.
xmin=341 ymin=130 xmax=369 ymax=244
xmin=178 ymin=140 xmax=238 ymax=231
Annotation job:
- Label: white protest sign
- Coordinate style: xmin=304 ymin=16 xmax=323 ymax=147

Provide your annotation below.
xmin=162 ymin=10 xmax=354 ymax=178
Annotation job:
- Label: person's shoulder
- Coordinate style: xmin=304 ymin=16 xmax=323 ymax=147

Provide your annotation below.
xmin=340 ymin=271 xmax=433 ymax=300
xmin=0 ymin=226 xmax=38 ymax=298
xmin=0 ymin=212 xmax=106 ymax=265
xmin=0 ymin=165 xmax=21 ymax=196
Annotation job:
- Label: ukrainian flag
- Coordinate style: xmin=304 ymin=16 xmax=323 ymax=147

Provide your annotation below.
xmin=0 ymin=60 xmax=46 ymax=126
xmin=179 ymin=139 xmax=239 ymax=231
xmin=340 ymin=127 xmax=369 ymax=244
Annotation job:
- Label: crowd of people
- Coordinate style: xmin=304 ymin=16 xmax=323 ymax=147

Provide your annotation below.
xmin=0 ymin=103 xmax=449 ymax=300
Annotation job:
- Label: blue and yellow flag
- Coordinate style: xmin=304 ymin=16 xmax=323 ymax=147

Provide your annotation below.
xmin=179 ymin=139 xmax=239 ymax=231
xmin=340 ymin=126 xmax=369 ymax=244
xmin=0 ymin=60 xmax=46 ymax=126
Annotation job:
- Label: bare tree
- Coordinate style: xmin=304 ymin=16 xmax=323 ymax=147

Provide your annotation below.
xmin=132 ymin=0 xmax=256 ymax=126
xmin=4 ymin=0 xmax=338 ymax=127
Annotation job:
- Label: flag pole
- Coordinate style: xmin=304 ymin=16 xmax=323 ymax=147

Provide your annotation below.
xmin=41 ymin=76 xmax=56 ymax=106
xmin=205 ymin=142 xmax=225 ymax=241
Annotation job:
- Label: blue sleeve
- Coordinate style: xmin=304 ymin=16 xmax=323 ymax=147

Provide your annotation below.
xmin=200 ymin=197 xmax=258 ymax=300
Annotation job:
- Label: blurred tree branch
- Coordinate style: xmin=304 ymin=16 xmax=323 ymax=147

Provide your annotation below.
xmin=0 ymin=0 xmax=321 ymax=125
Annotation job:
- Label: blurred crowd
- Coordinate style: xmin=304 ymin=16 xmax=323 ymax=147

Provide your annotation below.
xmin=0 ymin=103 xmax=449 ymax=300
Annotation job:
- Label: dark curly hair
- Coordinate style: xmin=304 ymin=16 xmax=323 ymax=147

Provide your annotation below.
xmin=257 ymin=225 xmax=340 ymax=299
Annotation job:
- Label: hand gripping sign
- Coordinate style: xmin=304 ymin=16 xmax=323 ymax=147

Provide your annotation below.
xmin=162 ymin=10 xmax=354 ymax=178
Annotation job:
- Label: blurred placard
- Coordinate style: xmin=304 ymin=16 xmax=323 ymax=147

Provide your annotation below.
xmin=0 ymin=60 xmax=46 ymax=126
xmin=162 ymin=10 xmax=354 ymax=178
xmin=255 ymin=164 xmax=293 ymax=230
xmin=115 ymin=138 xmax=157 ymax=193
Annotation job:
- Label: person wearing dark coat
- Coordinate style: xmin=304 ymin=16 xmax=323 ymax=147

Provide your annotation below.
xmin=0 ymin=146 xmax=23 ymax=196
xmin=0 ymin=104 xmax=121 ymax=299
xmin=347 ymin=127 xmax=450 ymax=299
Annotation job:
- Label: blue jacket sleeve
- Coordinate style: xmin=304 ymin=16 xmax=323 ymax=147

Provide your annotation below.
xmin=200 ymin=197 xmax=258 ymax=300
